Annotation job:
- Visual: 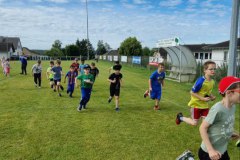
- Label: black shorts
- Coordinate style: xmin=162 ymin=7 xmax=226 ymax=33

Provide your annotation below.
xmin=110 ymin=87 xmax=120 ymax=97
xmin=198 ymin=147 xmax=230 ymax=160
xmin=49 ymin=78 xmax=54 ymax=81
xmin=54 ymin=79 xmax=61 ymax=85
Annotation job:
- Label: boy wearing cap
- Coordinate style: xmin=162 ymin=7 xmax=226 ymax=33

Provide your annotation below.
xmin=75 ymin=64 xmax=94 ymax=111
xmin=64 ymin=65 xmax=77 ymax=98
xmin=176 ymin=61 xmax=216 ymax=126
xmin=107 ymin=64 xmax=123 ymax=111
xmin=198 ymin=76 xmax=240 ymax=160
xmin=71 ymin=58 xmax=79 ymax=76
xmin=144 ymin=63 xmax=165 ymax=110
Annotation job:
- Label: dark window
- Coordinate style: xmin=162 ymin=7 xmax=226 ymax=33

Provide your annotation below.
xmin=195 ymin=53 xmax=199 ymax=59
xmin=224 ymin=51 xmax=228 ymax=61
xmin=205 ymin=53 xmax=208 ymax=59
xmin=209 ymin=53 xmax=212 ymax=59
xmin=200 ymin=53 xmax=203 ymax=59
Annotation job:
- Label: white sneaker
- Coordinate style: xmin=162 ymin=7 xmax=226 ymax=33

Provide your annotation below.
xmin=176 ymin=150 xmax=194 ymax=160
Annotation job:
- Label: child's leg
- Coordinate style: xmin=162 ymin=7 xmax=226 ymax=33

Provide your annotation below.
xmin=38 ymin=73 xmax=41 ymax=87
xmin=115 ymin=96 xmax=119 ymax=108
xmin=57 ymin=81 xmax=61 ymax=96
xmin=182 ymin=108 xmax=199 ymax=126
xmin=34 ymin=74 xmax=38 ymax=86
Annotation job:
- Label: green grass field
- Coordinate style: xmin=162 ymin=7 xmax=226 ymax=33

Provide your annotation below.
xmin=0 ymin=60 xmax=239 ymax=160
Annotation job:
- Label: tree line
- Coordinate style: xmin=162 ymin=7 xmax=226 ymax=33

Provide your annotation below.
xmin=45 ymin=37 xmax=155 ymax=58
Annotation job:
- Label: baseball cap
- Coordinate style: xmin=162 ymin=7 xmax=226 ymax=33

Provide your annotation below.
xmin=218 ymin=76 xmax=240 ymax=94
xmin=83 ymin=64 xmax=91 ymax=69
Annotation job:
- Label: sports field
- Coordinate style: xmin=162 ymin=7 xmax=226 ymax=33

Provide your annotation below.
xmin=0 ymin=60 xmax=239 ymax=159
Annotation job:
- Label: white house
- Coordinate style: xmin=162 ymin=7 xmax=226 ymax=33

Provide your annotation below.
xmin=0 ymin=42 xmax=14 ymax=59
xmin=0 ymin=36 xmax=23 ymax=56
xmin=203 ymin=38 xmax=240 ymax=67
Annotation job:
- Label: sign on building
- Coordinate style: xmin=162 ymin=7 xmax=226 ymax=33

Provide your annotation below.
xmin=132 ymin=56 xmax=141 ymax=64
xmin=121 ymin=56 xmax=127 ymax=62
xmin=156 ymin=37 xmax=180 ymax=48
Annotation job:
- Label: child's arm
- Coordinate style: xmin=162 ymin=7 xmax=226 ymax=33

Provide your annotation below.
xmin=209 ymin=94 xmax=216 ymax=101
xmin=75 ymin=78 xmax=78 ymax=87
xmin=64 ymin=75 xmax=67 ymax=83
xmin=199 ymin=120 xmax=222 ymax=160
xmin=190 ymin=91 xmax=211 ymax=102
xmin=148 ymin=79 xmax=152 ymax=91
xmin=107 ymin=78 xmax=116 ymax=83
xmin=161 ymin=80 xmax=164 ymax=87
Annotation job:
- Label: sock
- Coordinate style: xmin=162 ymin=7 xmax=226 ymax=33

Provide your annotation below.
xmin=180 ymin=117 xmax=184 ymax=121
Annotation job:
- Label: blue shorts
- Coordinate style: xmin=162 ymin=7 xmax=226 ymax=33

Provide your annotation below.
xmin=150 ymin=90 xmax=162 ymax=100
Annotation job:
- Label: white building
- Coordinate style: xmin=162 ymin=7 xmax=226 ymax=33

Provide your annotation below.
xmin=0 ymin=36 xmax=23 ymax=56
xmin=0 ymin=42 xmax=14 ymax=59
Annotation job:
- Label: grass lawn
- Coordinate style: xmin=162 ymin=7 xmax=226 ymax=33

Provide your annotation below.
xmin=0 ymin=60 xmax=239 ymax=159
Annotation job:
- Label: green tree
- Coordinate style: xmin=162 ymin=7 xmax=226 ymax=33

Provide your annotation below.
xmin=104 ymin=42 xmax=111 ymax=52
xmin=76 ymin=39 xmax=95 ymax=59
xmin=52 ymin=40 xmax=62 ymax=49
xmin=142 ymin=47 xmax=151 ymax=56
xmin=96 ymin=40 xmax=107 ymax=55
xmin=119 ymin=37 xmax=142 ymax=56
xmin=65 ymin=44 xmax=80 ymax=56
xmin=45 ymin=47 xmax=63 ymax=57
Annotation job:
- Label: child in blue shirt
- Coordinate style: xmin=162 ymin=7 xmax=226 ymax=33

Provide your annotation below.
xmin=144 ymin=63 xmax=165 ymax=110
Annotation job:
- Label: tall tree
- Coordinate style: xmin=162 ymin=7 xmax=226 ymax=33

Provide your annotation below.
xmin=96 ymin=40 xmax=107 ymax=55
xmin=65 ymin=44 xmax=80 ymax=56
xmin=76 ymin=39 xmax=95 ymax=59
xmin=104 ymin=42 xmax=111 ymax=52
xmin=119 ymin=37 xmax=142 ymax=56
xmin=142 ymin=47 xmax=151 ymax=56
xmin=52 ymin=40 xmax=62 ymax=50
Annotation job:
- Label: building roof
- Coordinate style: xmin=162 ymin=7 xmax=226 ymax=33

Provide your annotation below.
xmin=105 ymin=50 xmax=119 ymax=55
xmin=184 ymin=44 xmax=212 ymax=52
xmin=0 ymin=36 xmax=21 ymax=50
xmin=203 ymin=38 xmax=240 ymax=50
xmin=0 ymin=43 xmax=15 ymax=52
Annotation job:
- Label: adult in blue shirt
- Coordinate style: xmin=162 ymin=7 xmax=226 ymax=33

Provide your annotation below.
xmin=20 ymin=53 xmax=28 ymax=75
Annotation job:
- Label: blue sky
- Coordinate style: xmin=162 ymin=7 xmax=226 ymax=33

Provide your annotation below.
xmin=0 ymin=0 xmax=233 ymax=49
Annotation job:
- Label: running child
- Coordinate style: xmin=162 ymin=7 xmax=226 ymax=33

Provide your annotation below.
xmin=1 ymin=56 xmax=5 ymax=75
xmin=52 ymin=59 xmax=64 ymax=97
xmin=71 ymin=58 xmax=79 ymax=76
xmin=90 ymin=62 xmax=99 ymax=81
xmin=176 ymin=61 xmax=216 ymax=126
xmin=64 ymin=65 xmax=77 ymax=98
xmin=75 ymin=64 xmax=94 ymax=111
xmin=79 ymin=59 xmax=85 ymax=75
xmin=4 ymin=58 xmax=10 ymax=77
xmin=107 ymin=64 xmax=123 ymax=111
xmin=143 ymin=63 xmax=165 ymax=110
xmin=46 ymin=61 xmax=54 ymax=89
xmin=198 ymin=76 xmax=240 ymax=160
xmin=31 ymin=60 xmax=42 ymax=88
xmin=109 ymin=61 xmax=122 ymax=74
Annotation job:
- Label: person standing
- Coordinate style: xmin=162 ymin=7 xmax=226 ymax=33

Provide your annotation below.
xmin=20 ymin=53 xmax=27 ymax=75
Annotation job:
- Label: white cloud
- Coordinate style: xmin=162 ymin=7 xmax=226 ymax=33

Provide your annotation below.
xmin=159 ymin=0 xmax=182 ymax=7
xmin=133 ymin=0 xmax=147 ymax=4
xmin=46 ymin=0 xmax=69 ymax=3
xmin=188 ymin=0 xmax=197 ymax=4
xmin=0 ymin=1 xmax=232 ymax=49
